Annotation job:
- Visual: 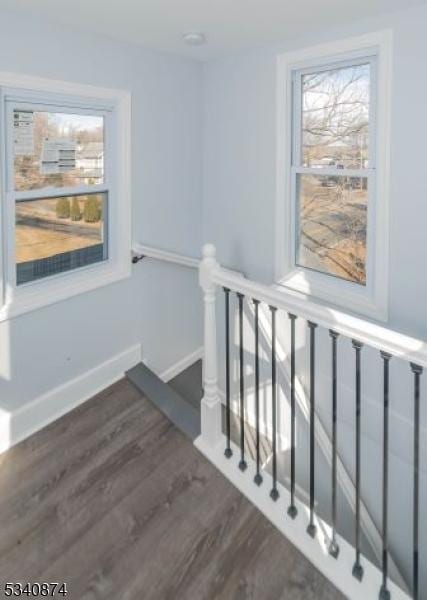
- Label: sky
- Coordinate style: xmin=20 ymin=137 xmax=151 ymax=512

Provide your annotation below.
xmin=49 ymin=112 xmax=103 ymax=133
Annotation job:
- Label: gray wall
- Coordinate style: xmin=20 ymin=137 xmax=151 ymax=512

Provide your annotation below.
xmin=0 ymin=8 xmax=203 ymax=411
xmin=202 ymin=4 xmax=427 ymax=590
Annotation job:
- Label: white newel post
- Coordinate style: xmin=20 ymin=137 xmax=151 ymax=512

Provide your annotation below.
xmin=199 ymin=243 xmax=222 ymax=447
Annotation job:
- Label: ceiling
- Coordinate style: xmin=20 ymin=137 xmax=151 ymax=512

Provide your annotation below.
xmin=1 ymin=0 xmax=426 ymax=60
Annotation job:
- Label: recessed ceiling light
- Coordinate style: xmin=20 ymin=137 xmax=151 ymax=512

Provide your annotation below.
xmin=183 ymin=32 xmax=206 ymax=46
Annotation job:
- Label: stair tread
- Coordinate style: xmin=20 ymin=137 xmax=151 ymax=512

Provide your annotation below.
xmin=126 ymin=362 xmax=200 ymax=441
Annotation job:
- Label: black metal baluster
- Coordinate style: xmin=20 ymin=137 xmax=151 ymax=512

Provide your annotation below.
xmin=411 ymin=363 xmax=423 ymax=600
xmin=270 ymin=306 xmax=279 ymax=501
xmin=307 ymin=321 xmax=317 ymax=537
xmin=329 ymin=330 xmax=340 ymax=558
xmin=288 ymin=313 xmax=298 ymax=519
xmin=253 ymin=299 xmax=262 ymax=485
xmin=352 ymin=340 xmax=364 ymax=581
xmin=379 ymin=351 xmax=392 ymax=600
xmin=237 ymin=293 xmax=247 ymax=472
xmin=224 ymin=288 xmax=232 ymax=459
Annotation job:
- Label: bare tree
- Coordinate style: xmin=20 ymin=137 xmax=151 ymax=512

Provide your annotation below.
xmin=297 ymin=63 xmax=369 ymax=284
xmin=302 ymin=64 xmax=369 ymax=168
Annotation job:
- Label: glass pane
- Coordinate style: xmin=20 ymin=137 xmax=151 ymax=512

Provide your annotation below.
xmin=13 ymin=110 xmax=104 ymax=191
xmin=16 ymin=193 xmax=107 ymax=285
xmin=301 ymin=63 xmax=370 ymax=169
xmin=296 ymin=174 xmax=367 ymax=284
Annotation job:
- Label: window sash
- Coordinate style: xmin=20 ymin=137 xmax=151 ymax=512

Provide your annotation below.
xmin=4 ymin=93 xmax=112 ymax=289
xmin=290 ymin=55 xmax=377 ymax=287
xmin=291 ymin=55 xmax=378 ymax=172
xmin=292 ymin=170 xmax=373 ymax=286
xmin=15 ymin=191 xmax=109 ymax=286
xmin=5 ymin=98 xmax=111 ymax=195
xmin=13 ymin=185 xmax=109 ymax=202
xmin=291 ymin=166 xmax=374 ymax=178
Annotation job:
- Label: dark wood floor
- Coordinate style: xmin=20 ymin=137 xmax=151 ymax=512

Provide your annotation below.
xmin=0 ymin=379 xmax=343 ymax=600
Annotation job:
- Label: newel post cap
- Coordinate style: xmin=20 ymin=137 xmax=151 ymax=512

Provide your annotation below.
xmin=199 ymin=243 xmax=218 ymax=291
xmin=202 ymin=243 xmax=216 ymax=260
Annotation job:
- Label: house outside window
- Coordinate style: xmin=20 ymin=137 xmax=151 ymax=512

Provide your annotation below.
xmin=77 ymin=141 xmax=104 ymax=181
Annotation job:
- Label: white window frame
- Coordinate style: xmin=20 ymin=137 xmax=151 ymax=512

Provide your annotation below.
xmin=0 ymin=72 xmax=131 ymax=321
xmin=276 ymin=31 xmax=392 ymax=321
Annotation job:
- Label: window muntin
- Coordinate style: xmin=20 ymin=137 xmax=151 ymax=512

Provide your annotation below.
xmin=7 ymin=100 xmax=110 ymax=286
xmin=292 ymin=58 xmax=375 ymax=285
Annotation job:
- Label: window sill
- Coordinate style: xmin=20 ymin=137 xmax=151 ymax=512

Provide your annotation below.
xmin=276 ymin=267 xmax=388 ymax=323
xmin=0 ymin=258 xmax=131 ymax=322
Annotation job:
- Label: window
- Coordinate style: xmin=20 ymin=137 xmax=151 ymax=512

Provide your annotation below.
xmin=0 ymin=75 xmax=131 ymax=320
xmin=10 ymin=107 xmax=108 ymax=285
xmin=276 ymin=32 xmax=392 ymax=320
xmin=294 ymin=60 xmax=372 ymax=285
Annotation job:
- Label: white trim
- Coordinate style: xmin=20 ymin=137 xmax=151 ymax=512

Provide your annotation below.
xmin=133 ymin=243 xmax=200 ymax=270
xmin=0 ymin=71 xmax=126 ymax=103
xmin=195 ymin=435 xmax=410 ymax=600
xmin=0 ymin=71 xmax=132 ymax=321
xmin=0 ymin=260 xmax=131 ymax=321
xmin=159 ymin=346 xmax=203 ymax=382
xmin=275 ymin=30 xmax=392 ymax=321
xmin=141 ymin=346 xmax=203 ymax=384
xmin=0 ymin=343 xmax=141 ymax=454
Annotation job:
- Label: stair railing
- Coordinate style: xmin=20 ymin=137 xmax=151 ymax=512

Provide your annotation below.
xmin=198 ymin=243 xmax=426 ymax=600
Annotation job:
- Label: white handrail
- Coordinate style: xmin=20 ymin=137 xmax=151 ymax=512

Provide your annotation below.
xmin=135 ymin=241 xmax=427 ymax=368
xmin=132 ymin=243 xmax=199 ymax=269
xmin=204 ymin=244 xmax=427 ymax=369
xmin=133 ymin=243 xmax=245 ymax=279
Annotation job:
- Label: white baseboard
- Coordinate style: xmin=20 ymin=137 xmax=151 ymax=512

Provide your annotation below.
xmin=158 ymin=347 xmax=203 ymax=382
xmin=195 ymin=435 xmax=410 ymax=600
xmin=0 ymin=343 xmax=142 ymax=454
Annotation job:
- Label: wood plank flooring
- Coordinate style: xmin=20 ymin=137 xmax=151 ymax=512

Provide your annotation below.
xmin=0 ymin=378 xmax=344 ymax=600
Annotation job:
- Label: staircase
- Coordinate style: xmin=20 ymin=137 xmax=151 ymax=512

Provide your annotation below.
xmin=130 ymin=242 xmax=427 ymax=600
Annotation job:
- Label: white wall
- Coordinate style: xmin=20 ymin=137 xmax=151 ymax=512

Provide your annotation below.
xmin=203 ymin=3 xmax=427 ymax=590
xmin=0 ymin=9 xmax=203 ymax=412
